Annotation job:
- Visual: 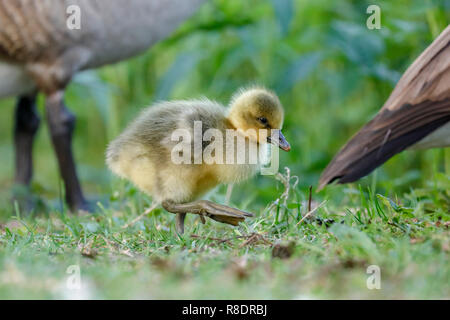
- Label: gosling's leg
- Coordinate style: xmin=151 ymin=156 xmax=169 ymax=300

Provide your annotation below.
xmin=175 ymin=213 xmax=187 ymax=234
xmin=162 ymin=200 xmax=253 ymax=234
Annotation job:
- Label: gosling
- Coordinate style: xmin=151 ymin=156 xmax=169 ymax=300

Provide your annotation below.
xmin=106 ymin=87 xmax=290 ymax=233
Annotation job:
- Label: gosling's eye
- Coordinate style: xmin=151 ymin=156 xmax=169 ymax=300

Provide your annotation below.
xmin=258 ymin=117 xmax=268 ymax=125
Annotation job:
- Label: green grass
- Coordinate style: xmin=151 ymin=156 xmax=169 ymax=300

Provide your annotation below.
xmin=0 ymin=169 xmax=448 ymax=299
xmin=0 ymin=0 xmax=449 ymax=299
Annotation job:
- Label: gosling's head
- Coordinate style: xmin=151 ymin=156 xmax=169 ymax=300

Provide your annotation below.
xmin=227 ymin=87 xmax=290 ymax=151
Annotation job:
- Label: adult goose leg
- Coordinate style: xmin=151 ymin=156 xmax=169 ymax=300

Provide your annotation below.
xmin=45 ymin=91 xmax=88 ymax=212
xmin=14 ymin=94 xmax=39 ymax=186
xmin=13 ymin=94 xmax=40 ymax=210
xmin=162 ymin=200 xmax=253 ymax=234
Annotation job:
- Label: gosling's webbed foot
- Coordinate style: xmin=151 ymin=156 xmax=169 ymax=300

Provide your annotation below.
xmin=200 ymin=201 xmax=253 ymax=226
xmin=162 ymin=200 xmax=253 ymax=234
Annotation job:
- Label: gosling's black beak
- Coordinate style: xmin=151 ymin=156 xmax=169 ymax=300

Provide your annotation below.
xmin=267 ymin=130 xmax=291 ymax=152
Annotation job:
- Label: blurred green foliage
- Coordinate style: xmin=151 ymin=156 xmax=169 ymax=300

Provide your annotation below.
xmin=0 ymin=0 xmax=448 ymax=212
xmin=0 ymin=0 xmax=449 ymax=300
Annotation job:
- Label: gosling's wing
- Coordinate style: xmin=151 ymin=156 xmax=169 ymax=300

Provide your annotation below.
xmin=119 ymin=99 xmax=227 ymax=164
xmin=318 ymin=25 xmax=450 ymax=190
